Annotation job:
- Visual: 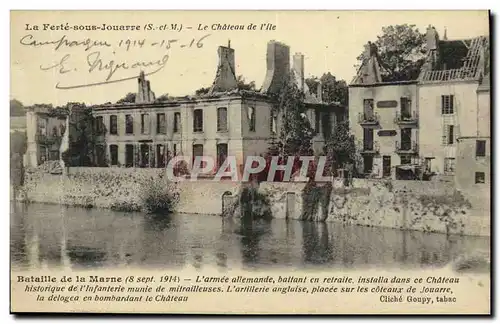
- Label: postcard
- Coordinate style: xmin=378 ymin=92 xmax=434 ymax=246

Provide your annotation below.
xmin=10 ymin=10 xmax=491 ymax=314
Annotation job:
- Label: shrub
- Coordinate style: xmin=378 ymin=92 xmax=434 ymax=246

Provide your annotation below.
xmin=140 ymin=178 xmax=179 ymax=215
xmin=110 ymin=201 xmax=141 ymax=212
xmin=301 ymin=181 xmax=332 ymax=221
xmin=238 ymin=185 xmax=272 ymax=221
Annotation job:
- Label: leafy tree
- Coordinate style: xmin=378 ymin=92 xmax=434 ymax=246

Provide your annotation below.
xmin=155 ymin=94 xmax=170 ymax=102
xmin=116 ymin=92 xmax=136 ymax=104
xmin=356 ymin=24 xmax=427 ymax=82
xmin=194 ymin=75 xmax=256 ymax=96
xmin=10 ymin=99 xmax=25 ymax=116
xmin=270 ymin=76 xmax=314 ymax=157
xmin=305 ymin=73 xmax=348 ymax=106
xmin=10 ymin=131 xmax=27 ymax=157
xmin=62 ymin=104 xmax=99 ymax=167
xmin=195 ymin=87 xmax=211 ymax=96
xmin=236 ymin=75 xmax=256 ymax=91
xmin=324 ymin=120 xmax=357 ymax=174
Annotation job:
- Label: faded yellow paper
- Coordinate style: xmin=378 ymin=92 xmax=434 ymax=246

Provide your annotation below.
xmin=10 ymin=10 xmax=490 ymax=315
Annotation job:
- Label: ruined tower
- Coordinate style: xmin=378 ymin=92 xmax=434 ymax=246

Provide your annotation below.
xmin=135 ymin=71 xmax=156 ymax=104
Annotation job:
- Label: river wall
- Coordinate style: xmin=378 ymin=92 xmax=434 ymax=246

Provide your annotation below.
xmin=14 ymin=167 xmax=490 ymax=237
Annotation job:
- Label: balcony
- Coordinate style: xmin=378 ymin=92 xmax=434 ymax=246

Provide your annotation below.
xmin=357 ymin=112 xmax=380 ymax=126
xmin=359 ymin=141 xmax=380 ymax=154
xmin=395 ymin=141 xmax=418 ymax=154
xmin=395 ymin=111 xmax=419 ymax=127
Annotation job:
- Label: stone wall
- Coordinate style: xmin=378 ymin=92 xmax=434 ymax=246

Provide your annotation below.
xmin=259 ymin=178 xmax=490 ymax=237
xmin=16 ymin=167 xmax=490 ymax=237
xmin=20 ymin=167 xmax=241 ymax=215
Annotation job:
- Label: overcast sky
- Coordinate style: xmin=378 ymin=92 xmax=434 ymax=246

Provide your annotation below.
xmin=11 ymin=10 xmax=489 ymax=106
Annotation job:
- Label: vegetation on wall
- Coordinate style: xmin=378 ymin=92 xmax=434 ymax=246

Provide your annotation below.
xmin=62 ymin=105 xmax=101 ymax=167
xmin=301 ymin=182 xmax=333 ymax=222
xmin=194 ymin=75 xmax=256 ymax=96
xmin=116 ymin=92 xmax=136 ymax=104
xmin=140 ymin=178 xmax=180 ymax=215
xmin=268 ymin=76 xmax=314 ymax=157
xmin=323 ymin=120 xmax=358 ymax=176
xmin=305 ymin=73 xmax=348 ymax=106
xmin=239 ymin=185 xmax=272 ymax=221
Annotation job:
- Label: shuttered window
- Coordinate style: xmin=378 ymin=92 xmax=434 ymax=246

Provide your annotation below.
xmin=217 ymin=107 xmax=227 ymax=132
xmin=441 ymin=95 xmax=454 ymax=115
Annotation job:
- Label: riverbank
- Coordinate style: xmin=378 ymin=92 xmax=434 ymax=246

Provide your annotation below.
xmin=12 ymin=167 xmax=490 ymax=237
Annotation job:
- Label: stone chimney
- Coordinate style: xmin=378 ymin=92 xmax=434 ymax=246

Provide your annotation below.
xmin=425 ymin=25 xmax=440 ymax=51
xmin=135 ymin=71 xmax=156 ymax=103
xmin=261 ymin=40 xmax=290 ymax=94
xmin=422 ymin=25 xmax=440 ymax=71
xmin=316 ymin=81 xmax=322 ymax=103
xmin=209 ymin=44 xmax=238 ymax=93
xmin=292 ymin=53 xmax=304 ymax=91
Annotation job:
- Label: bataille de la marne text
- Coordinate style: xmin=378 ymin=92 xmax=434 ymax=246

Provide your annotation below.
xmin=17 ymin=275 xmax=460 ymax=285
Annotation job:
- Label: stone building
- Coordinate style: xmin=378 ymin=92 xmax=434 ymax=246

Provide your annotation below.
xmin=25 ymin=105 xmax=68 ymax=168
xmin=455 ymin=72 xmax=490 ymax=201
xmin=349 ymin=26 xmax=490 ymax=180
xmin=90 ymin=40 xmax=346 ymax=171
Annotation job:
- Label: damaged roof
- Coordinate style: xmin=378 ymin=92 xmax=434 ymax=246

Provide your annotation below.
xmin=351 ymin=28 xmax=489 ymax=86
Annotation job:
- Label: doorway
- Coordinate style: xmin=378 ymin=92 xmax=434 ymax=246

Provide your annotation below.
xmin=382 ymin=155 xmax=391 ymax=178
xmin=363 ymin=155 xmax=373 ymax=175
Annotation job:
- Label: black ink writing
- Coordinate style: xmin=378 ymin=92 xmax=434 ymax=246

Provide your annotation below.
xmin=20 ymin=34 xmax=111 ymax=52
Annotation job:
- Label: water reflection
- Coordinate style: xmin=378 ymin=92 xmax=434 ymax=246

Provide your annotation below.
xmin=10 ymin=203 xmax=490 ymax=271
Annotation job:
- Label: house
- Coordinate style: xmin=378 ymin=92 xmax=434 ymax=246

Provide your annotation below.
xmin=25 ymin=105 xmax=68 ymax=168
xmin=349 ymin=26 xmax=490 ymax=181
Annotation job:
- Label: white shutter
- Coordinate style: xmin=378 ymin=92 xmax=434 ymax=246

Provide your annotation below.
xmin=442 ymin=122 xmax=448 ymax=145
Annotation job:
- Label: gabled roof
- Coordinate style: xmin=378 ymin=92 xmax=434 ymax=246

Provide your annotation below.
xmin=350 ymin=42 xmax=389 ymax=85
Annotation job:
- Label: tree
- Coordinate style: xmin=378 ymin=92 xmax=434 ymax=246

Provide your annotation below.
xmin=194 ymin=75 xmax=256 ymax=95
xmin=63 ymin=105 xmax=99 ymax=167
xmin=10 ymin=99 xmax=24 ymax=116
xmin=155 ymin=94 xmax=170 ymax=102
xmin=356 ymin=24 xmax=427 ymax=82
xmin=195 ymin=87 xmax=210 ymax=96
xmin=305 ymin=73 xmax=348 ymax=106
xmin=271 ymin=76 xmax=314 ymax=157
xmin=10 ymin=131 xmax=27 ymax=157
xmin=236 ymin=75 xmax=256 ymax=91
xmin=324 ymin=120 xmax=357 ymax=174
xmin=116 ymin=92 xmax=136 ymax=104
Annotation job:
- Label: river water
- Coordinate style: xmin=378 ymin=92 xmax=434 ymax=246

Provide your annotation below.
xmin=10 ymin=203 xmax=490 ymax=271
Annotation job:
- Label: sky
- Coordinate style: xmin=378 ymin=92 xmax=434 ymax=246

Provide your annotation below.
xmin=10 ymin=10 xmax=489 ymax=106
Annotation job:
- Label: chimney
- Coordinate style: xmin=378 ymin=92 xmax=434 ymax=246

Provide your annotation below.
xmin=210 ymin=45 xmax=238 ymax=93
xmin=292 ymin=53 xmax=304 ymax=91
xmin=135 ymin=71 xmax=155 ymax=103
xmin=260 ymin=40 xmax=290 ymax=94
xmin=316 ymin=81 xmax=322 ymax=103
xmin=425 ymin=25 xmax=440 ymax=51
